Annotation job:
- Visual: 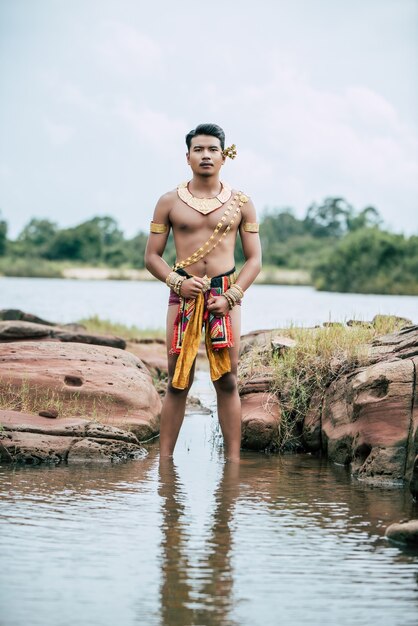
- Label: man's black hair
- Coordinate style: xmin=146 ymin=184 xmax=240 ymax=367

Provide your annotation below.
xmin=185 ymin=123 xmax=225 ymax=151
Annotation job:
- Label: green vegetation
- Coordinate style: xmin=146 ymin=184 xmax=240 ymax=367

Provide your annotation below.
xmin=0 ymin=378 xmax=114 ymax=421
xmin=0 ymin=256 xmax=64 ymax=278
xmin=238 ymin=316 xmax=408 ymax=451
xmin=78 ymin=315 xmax=165 ymax=341
xmin=0 ymin=197 xmax=416 ymax=294
xmin=312 ymin=228 xmax=418 ymax=295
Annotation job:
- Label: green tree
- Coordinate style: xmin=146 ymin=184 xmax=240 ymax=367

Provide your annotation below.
xmin=89 ymin=216 xmax=124 ymax=248
xmin=346 ymin=206 xmax=382 ymax=232
xmin=312 ymin=228 xmax=418 ymax=295
xmin=0 ymin=211 xmax=7 ymax=256
xmin=46 ymin=221 xmax=102 ymax=262
xmin=304 ymin=197 xmax=353 ymax=238
xmin=17 ymin=218 xmax=58 ymax=256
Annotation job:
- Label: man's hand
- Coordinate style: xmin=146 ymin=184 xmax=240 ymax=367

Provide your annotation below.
xmin=180 ymin=276 xmax=205 ymax=299
xmin=206 ymin=295 xmax=230 ymax=317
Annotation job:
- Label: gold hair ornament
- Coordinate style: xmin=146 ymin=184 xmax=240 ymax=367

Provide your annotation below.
xmin=243 ymin=222 xmax=259 ymax=233
xmin=223 ymin=144 xmax=237 ymax=159
xmin=150 ymin=222 xmax=168 ymax=234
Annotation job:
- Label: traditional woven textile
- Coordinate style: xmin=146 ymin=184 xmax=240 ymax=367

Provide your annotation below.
xmin=171 ymin=270 xmax=236 ymax=389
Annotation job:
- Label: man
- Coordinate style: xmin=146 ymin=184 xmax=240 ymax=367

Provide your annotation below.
xmin=145 ymin=123 xmax=261 ymax=461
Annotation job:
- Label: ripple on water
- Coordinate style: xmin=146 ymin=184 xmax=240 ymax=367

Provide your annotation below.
xmin=1 ymin=373 xmax=418 ymax=626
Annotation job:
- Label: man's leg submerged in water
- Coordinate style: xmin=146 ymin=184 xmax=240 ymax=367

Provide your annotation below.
xmin=159 ymin=303 xmax=241 ymax=460
xmin=213 ymin=305 xmax=241 ymax=462
xmin=159 ymin=304 xmax=196 ymax=458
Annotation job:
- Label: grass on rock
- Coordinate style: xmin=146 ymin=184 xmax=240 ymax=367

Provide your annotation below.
xmin=77 ymin=315 xmax=165 ymax=341
xmin=238 ymin=316 xmax=409 ymax=452
xmin=0 ymin=379 xmax=117 ymax=421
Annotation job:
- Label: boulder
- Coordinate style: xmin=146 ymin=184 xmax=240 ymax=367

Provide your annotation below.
xmin=410 ymin=455 xmax=418 ymax=500
xmin=0 ymin=308 xmax=55 ymax=325
xmin=372 ymin=314 xmax=412 ymax=329
xmin=241 ymin=392 xmax=281 ymax=451
xmin=0 ymin=320 xmax=126 ymax=349
xmin=0 ymin=410 xmax=147 ymax=465
xmin=302 ymin=389 xmax=323 ymax=452
xmin=367 ymin=325 xmax=418 ymax=363
xmin=239 ymin=372 xmax=275 ymax=396
xmin=240 ymin=329 xmax=296 ymax=357
xmin=0 ymin=341 xmax=161 ymax=442
xmin=319 ymin=326 xmax=418 ymax=489
xmin=385 ymin=520 xmax=418 ymax=547
xmin=322 ymin=358 xmax=414 ymax=482
xmin=127 ymin=339 xmax=168 ymax=377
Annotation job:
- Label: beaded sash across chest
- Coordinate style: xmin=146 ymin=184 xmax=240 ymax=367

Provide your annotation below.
xmin=177 ymin=181 xmax=232 ymax=215
xmin=173 ymin=191 xmax=249 ymax=272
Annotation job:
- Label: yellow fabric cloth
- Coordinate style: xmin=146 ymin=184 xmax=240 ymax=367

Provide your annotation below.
xmin=172 ymin=291 xmax=231 ymax=389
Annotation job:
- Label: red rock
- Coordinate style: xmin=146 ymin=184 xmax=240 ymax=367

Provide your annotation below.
xmin=241 ymin=392 xmax=281 ymax=450
xmin=240 ymin=329 xmax=296 ymax=357
xmin=127 ymin=340 xmax=168 ymax=376
xmin=239 ymin=372 xmax=274 ymax=396
xmin=0 ymin=431 xmax=77 ymax=464
xmin=39 ymin=409 xmax=58 ymax=418
xmin=410 ymin=455 xmax=418 ymax=500
xmin=0 ymin=341 xmax=161 ymax=442
xmin=0 ymin=308 xmax=55 ymax=325
xmin=302 ymin=389 xmax=323 ymax=452
xmin=385 ymin=520 xmax=418 ymax=546
xmin=0 ymin=320 xmax=126 ymax=349
xmin=322 ymin=358 xmax=414 ymax=482
xmin=67 ymin=438 xmax=147 ymax=463
xmin=0 ymin=410 xmax=147 ymax=465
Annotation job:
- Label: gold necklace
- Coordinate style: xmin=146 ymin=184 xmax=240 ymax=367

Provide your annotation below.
xmin=177 ymin=181 xmax=232 ymax=215
xmin=173 ymin=192 xmax=248 ymax=271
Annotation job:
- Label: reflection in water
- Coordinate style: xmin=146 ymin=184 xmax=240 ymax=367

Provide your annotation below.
xmin=158 ymin=459 xmax=240 ymax=626
xmin=1 ymin=369 xmax=418 ymax=626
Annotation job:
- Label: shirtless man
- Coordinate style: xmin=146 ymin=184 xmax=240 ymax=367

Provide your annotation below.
xmin=145 ymin=123 xmax=261 ymax=461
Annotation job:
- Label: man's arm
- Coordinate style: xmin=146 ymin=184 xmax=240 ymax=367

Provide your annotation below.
xmin=145 ymin=193 xmax=205 ymax=298
xmin=144 ymin=193 xmax=173 ymax=282
xmin=235 ymin=198 xmax=262 ymax=290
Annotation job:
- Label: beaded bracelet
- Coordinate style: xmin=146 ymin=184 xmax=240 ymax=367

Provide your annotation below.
xmin=223 ymin=283 xmax=244 ymax=309
xmin=165 ymin=271 xmax=186 ymax=296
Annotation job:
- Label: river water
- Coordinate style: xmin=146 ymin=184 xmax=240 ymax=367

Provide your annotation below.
xmin=1 ymin=278 xmax=418 ymax=625
xmin=1 ymin=371 xmax=418 ymax=626
xmin=0 ymin=276 xmax=417 ymax=332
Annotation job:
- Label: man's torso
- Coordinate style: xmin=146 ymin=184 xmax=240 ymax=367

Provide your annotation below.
xmin=167 ymin=187 xmax=243 ymax=277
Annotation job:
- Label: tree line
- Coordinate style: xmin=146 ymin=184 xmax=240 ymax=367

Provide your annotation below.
xmin=0 ymin=197 xmax=417 ymax=294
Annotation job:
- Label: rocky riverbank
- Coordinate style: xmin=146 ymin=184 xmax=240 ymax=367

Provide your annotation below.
xmin=1 ymin=308 xmax=417 ymax=506
xmin=0 ymin=308 xmax=163 ymax=464
xmin=237 ymin=319 xmax=418 ymax=503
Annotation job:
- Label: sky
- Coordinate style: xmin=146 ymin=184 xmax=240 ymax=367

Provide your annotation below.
xmin=0 ymin=0 xmax=417 ymax=239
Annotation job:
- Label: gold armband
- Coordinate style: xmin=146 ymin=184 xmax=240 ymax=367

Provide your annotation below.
xmin=243 ymin=222 xmax=259 ymax=233
xmin=150 ymin=222 xmax=168 ymax=234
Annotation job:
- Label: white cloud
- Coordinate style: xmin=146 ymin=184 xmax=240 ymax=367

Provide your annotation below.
xmin=0 ymin=163 xmax=13 ymax=179
xmin=58 ymin=81 xmax=101 ymax=113
xmin=201 ymin=65 xmax=418 ymax=218
xmin=94 ymin=20 xmax=163 ymax=77
xmin=115 ymin=99 xmax=186 ymax=155
xmin=44 ymin=118 xmax=75 ymax=146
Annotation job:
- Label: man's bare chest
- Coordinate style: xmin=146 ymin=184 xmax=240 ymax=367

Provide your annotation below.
xmin=169 ymin=200 xmax=242 ymax=235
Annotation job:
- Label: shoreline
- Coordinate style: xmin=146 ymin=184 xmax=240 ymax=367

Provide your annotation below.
xmin=63 ymin=266 xmax=312 ymax=285
xmin=0 ymin=265 xmax=312 ymax=286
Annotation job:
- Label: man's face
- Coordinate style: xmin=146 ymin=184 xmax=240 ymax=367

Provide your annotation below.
xmin=187 ymin=135 xmax=225 ymax=177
